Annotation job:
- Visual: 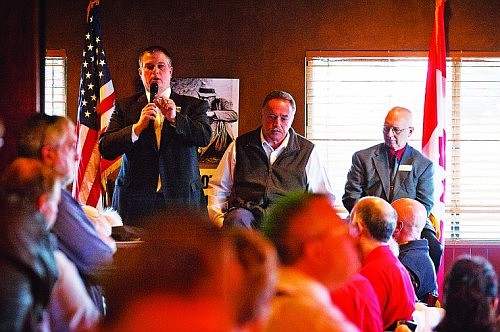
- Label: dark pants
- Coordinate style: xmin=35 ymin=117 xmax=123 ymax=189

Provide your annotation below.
xmin=127 ymin=192 xmax=168 ymax=227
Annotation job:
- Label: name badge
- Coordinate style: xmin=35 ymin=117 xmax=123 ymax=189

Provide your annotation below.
xmin=399 ymin=164 xmax=412 ymax=172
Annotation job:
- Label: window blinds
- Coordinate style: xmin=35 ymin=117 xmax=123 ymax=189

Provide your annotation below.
xmin=305 ymin=52 xmax=500 ymax=241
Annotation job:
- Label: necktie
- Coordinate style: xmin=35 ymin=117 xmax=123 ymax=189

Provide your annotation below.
xmin=391 ymin=155 xmax=399 ymax=180
xmin=389 ymin=156 xmax=399 ymax=201
xmin=154 ymin=111 xmax=164 ymax=149
xmin=155 ymin=112 xmax=164 ymax=191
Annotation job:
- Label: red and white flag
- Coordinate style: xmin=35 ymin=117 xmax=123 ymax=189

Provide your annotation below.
xmin=73 ymin=0 xmax=120 ymax=207
xmin=422 ymin=0 xmax=447 ymax=294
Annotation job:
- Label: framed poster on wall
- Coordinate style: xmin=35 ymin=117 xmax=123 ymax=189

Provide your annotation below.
xmin=171 ymin=78 xmax=239 ymax=200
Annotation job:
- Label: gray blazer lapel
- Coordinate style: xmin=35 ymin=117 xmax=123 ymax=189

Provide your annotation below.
xmin=373 ymin=148 xmax=392 ymax=199
xmin=393 ymin=147 xmax=414 ymax=198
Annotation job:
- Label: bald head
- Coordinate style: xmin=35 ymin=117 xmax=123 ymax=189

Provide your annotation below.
xmin=385 ymin=107 xmax=413 ymax=125
xmin=351 ymin=196 xmax=397 ymax=243
xmin=391 ymin=198 xmax=427 ymax=243
xmin=383 ymin=106 xmax=414 ymax=151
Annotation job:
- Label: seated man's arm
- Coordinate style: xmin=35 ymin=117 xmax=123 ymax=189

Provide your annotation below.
xmin=416 ymin=161 xmax=435 ymax=216
xmin=207 ymin=141 xmax=236 ymax=228
xmin=305 ymin=146 xmax=335 ymax=201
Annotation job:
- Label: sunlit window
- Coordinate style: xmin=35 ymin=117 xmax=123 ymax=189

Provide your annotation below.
xmin=305 ymin=51 xmax=500 ymax=241
xmin=45 ymin=50 xmax=67 ymax=116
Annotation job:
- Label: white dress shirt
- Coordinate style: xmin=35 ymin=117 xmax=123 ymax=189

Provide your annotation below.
xmin=131 ymin=87 xmax=171 ymax=143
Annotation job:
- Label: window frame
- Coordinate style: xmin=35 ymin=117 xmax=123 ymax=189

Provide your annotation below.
xmin=45 ymin=49 xmax=67 ymax=116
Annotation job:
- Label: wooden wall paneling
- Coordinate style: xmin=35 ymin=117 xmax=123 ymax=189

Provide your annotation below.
xmin=0 ymin=0 xmax=44 ymax=171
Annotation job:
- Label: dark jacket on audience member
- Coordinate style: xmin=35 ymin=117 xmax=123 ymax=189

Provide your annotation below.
xmin=399 ymin=239 xmax=438 ymax=301
xmin=0 ymin=208 xmax=58 ymax=331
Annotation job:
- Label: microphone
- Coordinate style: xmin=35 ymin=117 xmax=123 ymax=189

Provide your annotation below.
xmin=149 ymin=82 xmax=159 ymax=126
xmin=150 ymin=82 xmax=158 ymax=103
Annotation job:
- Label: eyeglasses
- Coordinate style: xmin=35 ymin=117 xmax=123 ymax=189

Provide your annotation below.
xmin=382 ymin=126 xmax=410 ymax=135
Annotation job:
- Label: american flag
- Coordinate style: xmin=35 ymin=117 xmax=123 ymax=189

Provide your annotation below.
xmin=73 ymin=0 xmax=120 ymax=207
xmin=422 ymin=0 xmax=446 ymax=297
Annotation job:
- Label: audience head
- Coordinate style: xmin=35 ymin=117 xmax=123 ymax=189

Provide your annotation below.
xmin=102 ymin=208 xmax=241 ymax=331
xmin=138 ymin=45 xmax=173 ymax=95
xmin=391 ymin=198 xmax=428 ymax=244
xmin=260 ymin=90 xmax=296 ymax=149
xmin=0 ymin=157 xmax=61 ymax=228
xmin=227 ymin=228 xmax=278 ymax=330
xmin=351 ymin=196 xmax=397 ymax=244
xmin=262 ymin=191 xmax=361 ymax=291
xmin=383 ymin=106 xmax=414 ymax=151
xmin=18 ymin=113 xmax=78 ymax=186
xmin=437 ymin=255 xmax=498 ymax=332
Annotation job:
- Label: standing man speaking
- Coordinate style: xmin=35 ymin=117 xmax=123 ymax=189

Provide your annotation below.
xmin=100 ymin=46 xmax=212 ymax=226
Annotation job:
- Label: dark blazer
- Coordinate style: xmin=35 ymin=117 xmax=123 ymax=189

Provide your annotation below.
xmin=99 ymin=91 xmax=212 ymax=225
xmin=342 ymin=143 xmax=434 ymax=214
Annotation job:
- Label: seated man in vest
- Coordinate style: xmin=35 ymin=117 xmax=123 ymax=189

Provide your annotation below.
xmin=391 ymin=198 xmax=438 ymax=304
xmin=207 ymin=90 xmax=334 ymax=228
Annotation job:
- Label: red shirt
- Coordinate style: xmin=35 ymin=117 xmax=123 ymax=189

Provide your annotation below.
xmin=331 ymin=273 xmax=383 ymax=332
xmin=387 ymin=145 xmax=406 ymax=166
xmin=359 ymin=245 xmax=416 ymax=330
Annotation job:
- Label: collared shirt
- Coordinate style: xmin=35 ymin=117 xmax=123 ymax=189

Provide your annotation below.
xmin=261 ymin=131 xmax=290 ymax=166
xmin=131 ymin=88 xmax=171 ymax=143
xmin=207 ymin=129 xmax=334 ymax=227
xmin=387 ymin=144 xmax=407 ymax=166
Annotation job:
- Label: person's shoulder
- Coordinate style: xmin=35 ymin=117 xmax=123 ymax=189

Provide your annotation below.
xmin=346 ymin=273 xmax=374 ymax=290
xmin=117 ymin=91 xmax=144 ymax=103
xmin=288 ymin=128 xmax=314 ymax=146
xmin=113 ymin=92 xmax=145 ymax=110
xmin=406 ymin=145 xmax=433 ymax=165
xmin=171 ymin=91 xmax=206 ymax=105
xmin=406 ymin=145 xmax=429 ymax=159
xmin=353 ymin=143 xmax=384 ymax=156
xmin=237 ymin=128 xmax=260 ymax=141
xmin=55 ymin=190 xmax=94 ymax=227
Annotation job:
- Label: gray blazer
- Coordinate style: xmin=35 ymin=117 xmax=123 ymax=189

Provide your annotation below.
xmin=342 ymin=143 xmax=434 ymax=214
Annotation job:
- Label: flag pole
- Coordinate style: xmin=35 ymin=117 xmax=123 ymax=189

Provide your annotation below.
xmin=422 ymin=0 xmax=447 ymax=302
xmin=73 ymin=0 xmax=119 ymax=208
